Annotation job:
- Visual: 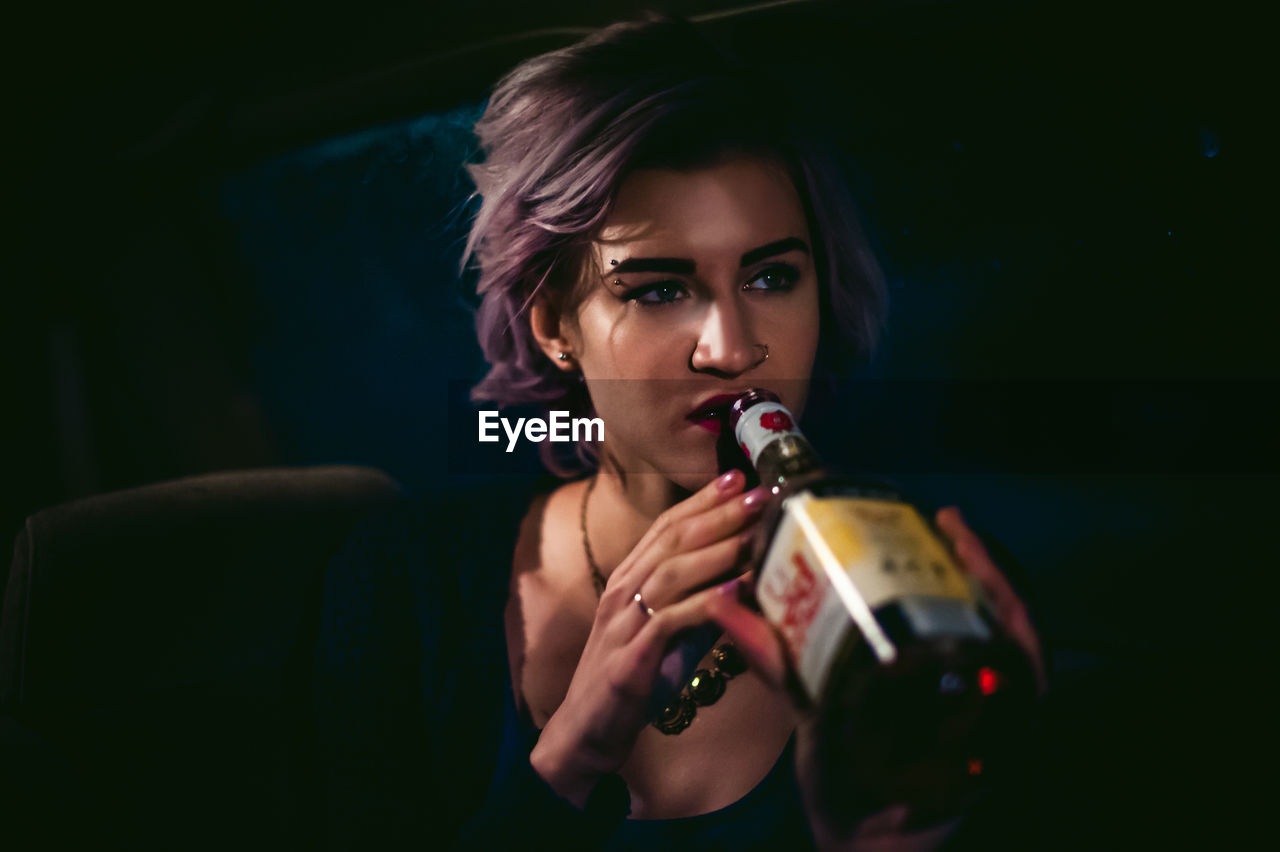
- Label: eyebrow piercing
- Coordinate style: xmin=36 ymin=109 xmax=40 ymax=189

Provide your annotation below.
xmin=610 ymin=259 xmax=618 ymax=266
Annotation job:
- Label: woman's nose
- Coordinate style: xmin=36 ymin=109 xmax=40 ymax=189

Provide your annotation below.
xmin=688 ymin=300 xmax=759 ymax=376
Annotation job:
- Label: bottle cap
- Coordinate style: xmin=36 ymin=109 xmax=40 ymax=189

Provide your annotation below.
xmin=728 ymin=388 xmax=780 ymax=431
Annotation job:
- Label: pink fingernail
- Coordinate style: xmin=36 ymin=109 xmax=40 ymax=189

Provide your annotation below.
xmin=740 ymin=487 xmax=769 ymax=511
xmin=720 ymin=576 xmax=756 ymax=608
xmin=716 ymin=470 xmax=744 ymax=495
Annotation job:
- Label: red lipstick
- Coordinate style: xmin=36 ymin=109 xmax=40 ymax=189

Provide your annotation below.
xmin=685 ymin=393 xmax=744 ymax=434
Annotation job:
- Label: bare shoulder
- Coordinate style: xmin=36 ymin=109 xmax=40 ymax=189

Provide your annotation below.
xmin=509 ymin=479 xmax=591 ymax=591
xmin=505 ymin=479 xmax=597 ymax=726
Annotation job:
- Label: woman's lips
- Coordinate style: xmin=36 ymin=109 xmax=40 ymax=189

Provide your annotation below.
xmin=687 ymin=414 xmax=723 ymax=434
xmin=684 ymin=393 xmax=743 ymax=435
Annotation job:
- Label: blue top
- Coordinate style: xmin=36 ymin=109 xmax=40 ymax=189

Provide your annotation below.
xmin=312 ymin=479 xmax=814 ymax=850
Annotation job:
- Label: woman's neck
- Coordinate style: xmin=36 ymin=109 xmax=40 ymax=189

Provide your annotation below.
xmin=585 ymin=464 xmax=692 ymax=583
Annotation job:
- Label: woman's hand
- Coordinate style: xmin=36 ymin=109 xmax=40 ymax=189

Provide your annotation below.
xmin=934 ymin=506 xmax=1047 ymax=694
xmin=702 ymin=504 xmax=1047 ymax=692
xmin=705 ymin=504 xmax=1047 ymax=850
xmin=529 ymin=469 xmax=768 ymax=807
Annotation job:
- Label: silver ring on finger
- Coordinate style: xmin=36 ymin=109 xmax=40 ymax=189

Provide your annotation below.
xmin=634 ymin=591 xmax=656 ymax=618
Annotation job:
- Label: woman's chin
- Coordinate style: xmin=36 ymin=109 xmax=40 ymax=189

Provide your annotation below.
xmin=606 ymin=427 xmax=749 ymax=491
xmin=666 ymin=470 xmax=720 ymax=493
xmin=659 ymin=445 xmax=742 ymax=492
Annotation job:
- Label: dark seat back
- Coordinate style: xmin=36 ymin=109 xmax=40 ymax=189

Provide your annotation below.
xmin=0 ymin=466 xmax=402 ymax=850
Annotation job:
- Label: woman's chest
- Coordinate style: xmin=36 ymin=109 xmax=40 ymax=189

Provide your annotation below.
xmin=512 ymin=580 xmax=795 ymax=818
xmin=505 ymin=488 xmax=796 ymax=819
xmin=618 ymin=671 xmax=795 ymax=818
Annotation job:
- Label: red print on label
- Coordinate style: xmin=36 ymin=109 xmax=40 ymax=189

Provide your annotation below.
xmin=764 ymin=551 xmax=824 ymax=655
xmin=740 ymin=442 xmax=752 ymax=459
xmin=760 ymin=410 xmax=793 ymax=432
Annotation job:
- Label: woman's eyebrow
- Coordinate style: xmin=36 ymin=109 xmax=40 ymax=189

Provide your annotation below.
xmin=603 ymin=237 xmax=809 ymax=277
xmin=603 ymin=257 xmax=696 ymax=276
xmin=740 ymin=237 xmax=810 ymax=267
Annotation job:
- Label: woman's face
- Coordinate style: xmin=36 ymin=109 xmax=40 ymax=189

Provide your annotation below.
xmin=565 ymin=154 xmax=821 ymax=489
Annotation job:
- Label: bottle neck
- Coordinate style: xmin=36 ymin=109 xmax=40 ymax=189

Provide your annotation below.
xmin=732 ymin=397 xmax=825 ymax=491
xmin=756 ymin=433 xmax=825 ymax=491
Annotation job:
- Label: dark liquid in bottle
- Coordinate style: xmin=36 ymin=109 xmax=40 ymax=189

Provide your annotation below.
xmin=733 ymin=389 xmax=1037 ymax=822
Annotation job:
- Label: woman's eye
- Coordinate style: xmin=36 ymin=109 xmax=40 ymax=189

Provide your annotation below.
xmin=743 ymin=264 xmax=799 ymax=292
xmin=625 ymin=282 xmax=688 ymax=305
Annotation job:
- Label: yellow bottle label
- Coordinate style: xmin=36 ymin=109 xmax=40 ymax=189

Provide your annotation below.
xmin=756 ymin=493 xmax=976 ymax=703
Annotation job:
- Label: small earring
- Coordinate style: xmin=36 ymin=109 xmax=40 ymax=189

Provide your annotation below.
xmin=558 ymin=352 xmax=570 ymax=361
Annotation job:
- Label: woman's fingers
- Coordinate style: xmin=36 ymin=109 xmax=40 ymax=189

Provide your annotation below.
xmin=706 ymin=580 xmax=792 ymax=690
xmin=935 ymin=506 xmax=1047 ymax=693
xmin=636 ymin=529 xmax=756 ymax=610
xmin=537 ymin=474 xmax=776 ymax=802
xmin=935 ymin=507 xmax=1016 ymax=616
xmin=611 ymin=480 xmax=768 ymax=592
xmin=604 ymin=470 xmax=744 ymax=587
xmin=629 ymin=578 xmax=791 ymax=689
xmin=614 ymin=478 xmax=762 ymax=578
xmin=572 ymin=579 xmax=780 ymax=746
xmin=647 ymin=470 xmax=749 ymax=533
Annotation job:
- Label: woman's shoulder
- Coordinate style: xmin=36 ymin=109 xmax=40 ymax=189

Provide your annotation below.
xmin=509 ymin=476 xmax=591 ymax=581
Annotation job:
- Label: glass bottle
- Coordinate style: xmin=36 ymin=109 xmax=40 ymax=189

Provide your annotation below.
xmin=730 ymin=388 xmax=1036 ymax=826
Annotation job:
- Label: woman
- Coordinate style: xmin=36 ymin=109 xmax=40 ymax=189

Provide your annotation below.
xmin=317 ymin=16 xmax=1043 ymax=850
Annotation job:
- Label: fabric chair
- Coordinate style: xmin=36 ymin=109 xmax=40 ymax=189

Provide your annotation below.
xmin=0 ymin=466 xmax=402 ymax=850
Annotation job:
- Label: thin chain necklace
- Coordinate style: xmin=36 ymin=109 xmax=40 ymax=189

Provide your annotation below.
xmin=580 ymin=475 xmax=747 ymax=735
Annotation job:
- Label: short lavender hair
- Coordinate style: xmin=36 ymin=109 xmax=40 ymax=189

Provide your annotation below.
xmin=465 ymin=17 xmax=885 ymax=460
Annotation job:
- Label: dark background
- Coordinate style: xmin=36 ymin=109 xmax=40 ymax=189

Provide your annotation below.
xmin=3 ymin=0 xmax=1275 ymax=833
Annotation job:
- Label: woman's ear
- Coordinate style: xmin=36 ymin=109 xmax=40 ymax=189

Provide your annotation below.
xmin=529 ymin=294 xmax=579 ymax=372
